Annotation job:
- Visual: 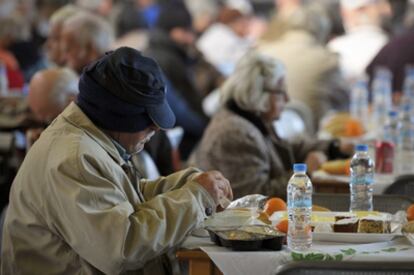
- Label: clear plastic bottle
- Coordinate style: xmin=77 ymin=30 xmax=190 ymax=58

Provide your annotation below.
xmin=287 ymin=163 xmax=312 ymax=251
xmin=371 ymin=67 xmax=392 ymax=134
xmin=350 ymin=78 xmax=369 ymax=128
xmin=401 ymin=65 xmax=414 ymax=107
xmin=383 ymin=110 xmax=399 ymax=145
xmin=350 ymin=144 xmax=375 ymax=212
xmin=0 ymin=62 xmax=8 ymax=96
xmin=396 ymin=104 xmax=414 ymax=175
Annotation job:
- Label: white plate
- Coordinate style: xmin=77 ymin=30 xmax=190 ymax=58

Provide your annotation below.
xmin=313 ymin=232 xmax=401 ymax=243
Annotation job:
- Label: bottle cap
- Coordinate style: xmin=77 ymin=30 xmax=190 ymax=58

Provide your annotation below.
xmin=355 ymin=144 xmax=368 ymax=152
xmin=293 ymin=163 xmax=307 ymax=172
xmin=388 ymin=110 xmax=398 ymax=117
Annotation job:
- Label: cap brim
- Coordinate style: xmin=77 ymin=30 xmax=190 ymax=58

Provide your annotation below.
xmin=147 ymin=99 xmax=176 ymax=130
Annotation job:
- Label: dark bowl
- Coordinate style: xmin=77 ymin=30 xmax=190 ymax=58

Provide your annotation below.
xmin=207 ymin=229 xmax=285 ymax=251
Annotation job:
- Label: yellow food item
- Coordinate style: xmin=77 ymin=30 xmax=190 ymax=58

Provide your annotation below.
xmin=312 ymin=205 xmax=331 ymax=212
xmin=321 ymin=159 xmax=351 ymax=175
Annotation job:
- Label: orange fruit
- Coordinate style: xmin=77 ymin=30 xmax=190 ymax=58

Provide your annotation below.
xmin=264 ymin=197 xmax=287 ymax=217
xmin=344 ymin=119 xmax=364 ymax=137
xmin=276 ymin=219 xmax=288 ymax=233
xmin=407 ymin=204 xmax=414 ymax=221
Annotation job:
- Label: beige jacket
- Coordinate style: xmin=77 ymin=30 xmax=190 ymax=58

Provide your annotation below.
xmin=1 ymin=103 xmax=215 ymax=275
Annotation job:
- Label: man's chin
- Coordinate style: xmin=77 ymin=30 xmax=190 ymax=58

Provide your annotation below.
xmin=129 ymin=143 xmax=145 ymax=155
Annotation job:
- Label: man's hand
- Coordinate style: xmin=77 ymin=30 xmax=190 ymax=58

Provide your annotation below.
xmin=193 ymin=171 xmax=233 ymax=207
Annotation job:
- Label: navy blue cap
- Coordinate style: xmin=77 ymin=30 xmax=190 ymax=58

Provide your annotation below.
xmin=77 ymin=47 xmax=176 ymax=132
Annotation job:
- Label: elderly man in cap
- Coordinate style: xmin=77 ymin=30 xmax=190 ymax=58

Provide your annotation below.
xmin=1 ymin=47 xmax=232 ymax=274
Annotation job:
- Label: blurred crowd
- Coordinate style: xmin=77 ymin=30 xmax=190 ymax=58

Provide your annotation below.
xmin=1 ymin=0 xmax=414 ymax=208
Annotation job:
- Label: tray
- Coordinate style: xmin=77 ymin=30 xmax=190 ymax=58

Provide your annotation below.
xmin=207 ymin=226 xmax=285 ymax=251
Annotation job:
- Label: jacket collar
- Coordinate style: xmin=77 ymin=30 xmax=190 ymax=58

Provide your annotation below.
xmin=60 ymin=102 xmax=127 ymax=166
xmin=226 ymin=100 xmax=269 ymax=136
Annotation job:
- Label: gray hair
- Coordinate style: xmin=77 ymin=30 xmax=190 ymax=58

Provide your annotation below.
xmin=220 ymin=51 xmax=285 ymax=113
xmin=63 ymin=11 xmax=114 ymax=55
xmin=50 ymin=4 xmax=80 ymax=27
xmin=50 ymin=68 xmax=79 ymax=107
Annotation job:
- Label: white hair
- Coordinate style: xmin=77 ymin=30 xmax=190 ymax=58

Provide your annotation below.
xmin=63 ymin=11 xmax=114 ymax=55
xmin=50 ymin=4 xmax=80 ymax=27
xmin=220 ymin=51 xmax=285 ymax=113
xmin=50 ymin=68 xmax=79 ymax=107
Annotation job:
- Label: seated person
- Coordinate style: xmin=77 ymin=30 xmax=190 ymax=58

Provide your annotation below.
xmin=190 ymin=51 xmax=351 ymax=199
xmin=1 ymin=47 xmax=233 ymax=274
xmin=26 ymin=67 xmax=79 ymax=149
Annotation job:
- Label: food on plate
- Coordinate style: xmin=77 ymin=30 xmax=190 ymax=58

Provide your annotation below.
xmin=358 ymin=216 xmax=391 ymax=233
xmin=407 ymin=204 xmax=414 ymax=221
xmin=333 ymin=218 xmax=359 ymax=233
xmin=402 ymin=220 xmax=414 ymax=233
xmin=335 ymin=213 xmax=357 ymax=222
xmin=258 ymin=211 xmax=271 ymax=225
xmin=331 ymin=215 xmax=391 ymax=233
xmin=344 ymin=119 xmax=364 ymax=137
xmin=275 ymin=219 xmax=288 ymax=233
xmin=241 ymin=225 xmax=282 ymax=236
xmin=321 ymin=112 xmax=365 ymax=137
xmin=263 ymin=197 xmax=287 ymax=217
xmin=313 ymin=223 xmax=333 ymax=233
xmin=321 ymin=159 xmax=351 ymax=175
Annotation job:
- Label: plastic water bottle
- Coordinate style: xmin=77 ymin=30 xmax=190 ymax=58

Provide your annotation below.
xmin=287 ymin=163 xmax=312 ymax=251
xmin=371 ymin=67 xmax=392 ymax=134
xmin=0 ymin=62 xmax=8 ymax=96
xmin=350 ymin=79 xmax=369 ymax=128
xmin=350 ymin=144 xmax=375 ymax=212
xmin=383 ymin=110 xmax=399 ymax=145
xmin=402 ymin=65 xmax=414 ymax=107
xmin=396 ymin=104 xmax=414 ymax=175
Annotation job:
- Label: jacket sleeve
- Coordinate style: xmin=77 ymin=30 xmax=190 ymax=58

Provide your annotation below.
xmin=46 ymin=153 xmax=215 ymax=274
xmin=140 ymin=167 xmax=204 ymax=200
xmin=289 ymin=136 xmax=332 ymax=163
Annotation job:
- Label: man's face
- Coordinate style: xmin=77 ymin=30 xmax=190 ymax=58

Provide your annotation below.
xmin=118 ymin=125 xmax=159 ymax=155
xmin=46 ymin=23 xmax=65 ymax=66
xmin=60 ymin=29 xmax=89 ymax=74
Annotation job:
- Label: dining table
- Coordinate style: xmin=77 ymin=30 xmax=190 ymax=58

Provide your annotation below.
xmin=177 ymin=232 xmax=414 ymax=275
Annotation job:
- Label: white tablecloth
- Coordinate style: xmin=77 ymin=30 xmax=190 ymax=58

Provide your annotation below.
xmin=181 ymin=235 xmax=414 ymax=275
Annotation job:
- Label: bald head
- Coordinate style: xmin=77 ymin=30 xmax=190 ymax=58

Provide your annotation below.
xmin=28 ymin=68 xmax=78 ymax=123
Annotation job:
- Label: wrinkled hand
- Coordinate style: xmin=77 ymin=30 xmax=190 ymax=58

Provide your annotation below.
xmin=305 ymin=151 xmax=328 ymax=174
xmin=193 ymin=171 xmax=233 ymax=207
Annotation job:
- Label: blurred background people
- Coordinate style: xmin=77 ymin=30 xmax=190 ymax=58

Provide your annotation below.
xmin=190 ymin=52 xmax=351 ymax=199
xmin=60 ymin=11 xmax=113 ymax=74
xmin=45 ymin=4 xmax=80 ymax=67
xmin=328 ymin=0 xmax=391 ymax=84
xmin=26 ymin=67 xmax=78 ymax=149
xmin=197 ymin=3 xmax=254 ymax=76
xmin=259 ymin=4 xmax=349 ymax=131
